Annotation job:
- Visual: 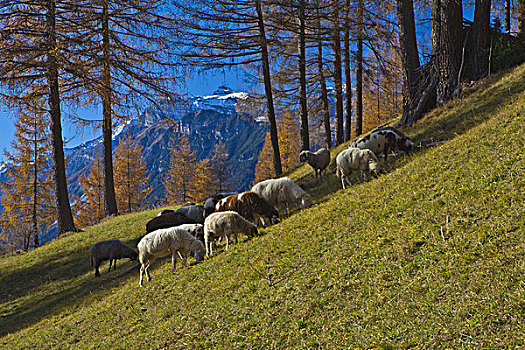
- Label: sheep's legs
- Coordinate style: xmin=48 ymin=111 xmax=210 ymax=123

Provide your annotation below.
xmin=95 ymin=264 xmax=101 ymax=277
xmin=225 ymin=235 xmax=230 ymax=251
xmin=172 ymin=253 xmax=177 ymax=272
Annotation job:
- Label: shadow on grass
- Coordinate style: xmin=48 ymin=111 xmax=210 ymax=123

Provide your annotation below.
xmin=409 ymin=65 xmax=525 ymax=145
xmin=0 ymin=237 xmax=139 ymax=337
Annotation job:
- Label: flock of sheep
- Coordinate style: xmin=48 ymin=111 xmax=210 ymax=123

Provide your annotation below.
xmin=89 ymin=127 xmax=415 ymax=286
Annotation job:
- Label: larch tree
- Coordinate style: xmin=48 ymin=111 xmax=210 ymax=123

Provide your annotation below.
xmin=254 ymin=112 xmax=300 ymax=182
xmin=0 ymin=108 xmax=54 ymax=250
xmin=332 ymin=0 xmax=345 ymax=144
xmin=211 ymin=141 xmax=234 ymax=193
xmin=75 ymin=155 xmax=105 ymax=228
xmin=191 ymin=159 xmax=217 ymax=203
xmin=355 ymin=0 xmax=364 ymax=137
xmin=315 ymin=3 xmax=333 ymax=148
xmin=0 ymin=0 xmax=79 ymax=235
xmin=113 ymin=136 xmax=151 ymax=214
xmin=433 ymin=0 xmax=463 ymax=105
xmin=172 ymin=0 xmax=282 ymax=176
xmin=397 ymin=0 xmax=422 ymax=125
xmin=72 ymin=0 xmax=181 ymax=217
xmin=343 ymin=0 xmax=353 ymax=142
xmin=163 ymin=135 xmax=197 ymax=204
xmin=470 ymin=0 xmax=492 ymax=80
xmin=254 ymin=131 xmax=275 ymax=183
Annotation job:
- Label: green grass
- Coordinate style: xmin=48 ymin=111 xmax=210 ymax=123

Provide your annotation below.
xmin=2 ymin=64 xmax=525 ymax=349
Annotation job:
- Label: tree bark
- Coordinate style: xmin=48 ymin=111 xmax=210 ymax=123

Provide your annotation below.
xmin=102 ymin=0 xmax=118 ymax=217
xmin=434 ymin=0 xmax=463 ymax=105
xmin=316 ymin=8 xmax=332 ymax=149
xmin=519 ymin=0 xmax=525 ymax=35
xmin=46 ymin=0 xmax=78 ymax=236
xmin=470 ymin=0 xmax=491 ymax=80
xmin=332 ymin=0 xmax=344 ymax=145
xmin=396 ymin=0 xmax=421 ymax=124
xmin=505 ymin=0 xmax=511 ymax=34
xmin=344 ymin=0 xmax=352 ymax=142
xmin=298 ymin=0 xmax=310 ymax=151
xmin=256 ymin=0 xmax=282 ymax=176
xmin=355 ymin=0 xmax=364 ymax=137
xmin=33 ymin=119 xmax=39 ymax=248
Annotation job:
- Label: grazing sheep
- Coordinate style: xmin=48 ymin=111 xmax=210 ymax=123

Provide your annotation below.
xmin=215 ymin=191 xmax=279 ymax=227
xmin=177 ymin=223 xmax=205 ymax=244
xmin=203 ymin=192 xmax=237 ymax=218
xmin=137 ymin=224 xmax=205 ymax=286
xmin=204 ymin=211 xmax=258 ymax=257
xmin=299 ymin=148 xmax=331 ymax=178
xmin=336 ymin=147 xmax=380 ymax=189
xmin=146 ymin=211 xmax=195 ymax=233
xmin=350 ymin=127 xmax=414 ymax=166
xmin=175 ymin=204 xmax=206 ymax=224
xmin=90 ymin=239 xmax=138 ymax=277
xmin=251 ymin=177 xmax=311 ymax=216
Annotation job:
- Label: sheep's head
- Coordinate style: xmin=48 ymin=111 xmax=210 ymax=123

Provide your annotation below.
xmin=363 ymin=150 xmax=381 ymax=174
xmin=301 ymin=194 xmax=312 ymax=209
xmin=249 ymin=226 xmax=259 ymax=237
xmin=129 ymin=249 xmax=139 ymax=261
xmin=299 ymin=150 xmax=309 ymax=163
xmin=191 ymin=240 xmax=205 ymax=263
xmin=404 ymin=139 xmax=415 ymax=153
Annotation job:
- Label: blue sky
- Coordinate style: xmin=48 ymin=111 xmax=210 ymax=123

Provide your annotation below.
xmin=0 ymin=3 xmax=514 ymax=161
xmin=0 ymin=68 xmax=248 ymax=160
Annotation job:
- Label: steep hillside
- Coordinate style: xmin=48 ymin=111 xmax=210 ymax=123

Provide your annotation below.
xmin=1 ymin=64 xmax=525 ymax=349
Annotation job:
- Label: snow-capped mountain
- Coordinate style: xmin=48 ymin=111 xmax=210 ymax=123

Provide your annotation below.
xmin=65 ymin=85 xmax=268 ymax=205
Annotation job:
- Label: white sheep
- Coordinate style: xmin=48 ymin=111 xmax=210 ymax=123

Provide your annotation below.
xmin=251 ymin=177 xmax=311 ymax=217
xmin=203 ymin=211 xmax=258 ymax=257
xmin=350 ymin=127 xmax=415 ymax=166
xmin=137 ymin=224 xmax=205 ymax=286
xmin=335 ymin=147 xmax=380 ymax=189
xmin=299 ymin=148 xmax=331 ymax=178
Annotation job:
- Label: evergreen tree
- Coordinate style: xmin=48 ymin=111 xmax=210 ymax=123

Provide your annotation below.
xmin=75 ymin=155 xmax=105 ymax=227
xmin=0 ymin=108 xmax=54 ymax=250
xmin=163 ymin=135 xmax=197 ymax=204
xmin=113 ymin=136 xmax=151 ymax=214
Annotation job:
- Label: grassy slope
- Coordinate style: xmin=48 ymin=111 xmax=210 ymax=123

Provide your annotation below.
xmin=1 ymin=65 xmax=525 ymax=349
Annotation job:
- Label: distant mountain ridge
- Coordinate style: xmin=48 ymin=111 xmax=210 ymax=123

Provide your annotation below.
xmin=65 ymin=85 xmax=268 ymax=205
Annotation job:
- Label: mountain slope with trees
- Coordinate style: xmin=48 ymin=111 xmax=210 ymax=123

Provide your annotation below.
xmin=1 ymin=62 xmax=524 ymax=348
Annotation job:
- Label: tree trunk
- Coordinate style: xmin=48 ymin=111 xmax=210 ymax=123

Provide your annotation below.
xmin=344 ymin=0 xmax=352 ymax=142
xmin=256 ymin=0 xmax=282 ymax=176
xmin=33 ymin=118 xmax=39 ymax=248
xmin=434 ymin=0 xmax=463 ymax=105
xmin=355 ymin=0 xmax=364 ymax=136
xmin=470 ymin=0 xmax=491 ymax=80
xmin=46 ymin=0 xmax=78 ymax=236
xmin=332 ymin=0 xmax=344 ymax=145
xmin=519 ymin=0 xmax=525 ymax=35
xmin=298 ymin=0 xmax=309 ymax=151
xmin=396 ymin=0 xmax=421 ymax=125
xmin=316 ymin=8 xmax=332 ymax=149
xmin=102 ymin=0 xmax=118 ymax=217
xmin=505 ymin=0 xmax=511 ymax=34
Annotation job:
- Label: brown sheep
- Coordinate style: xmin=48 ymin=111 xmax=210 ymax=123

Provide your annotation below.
xmin=215 ymin=191 xmax=279 ymax=226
